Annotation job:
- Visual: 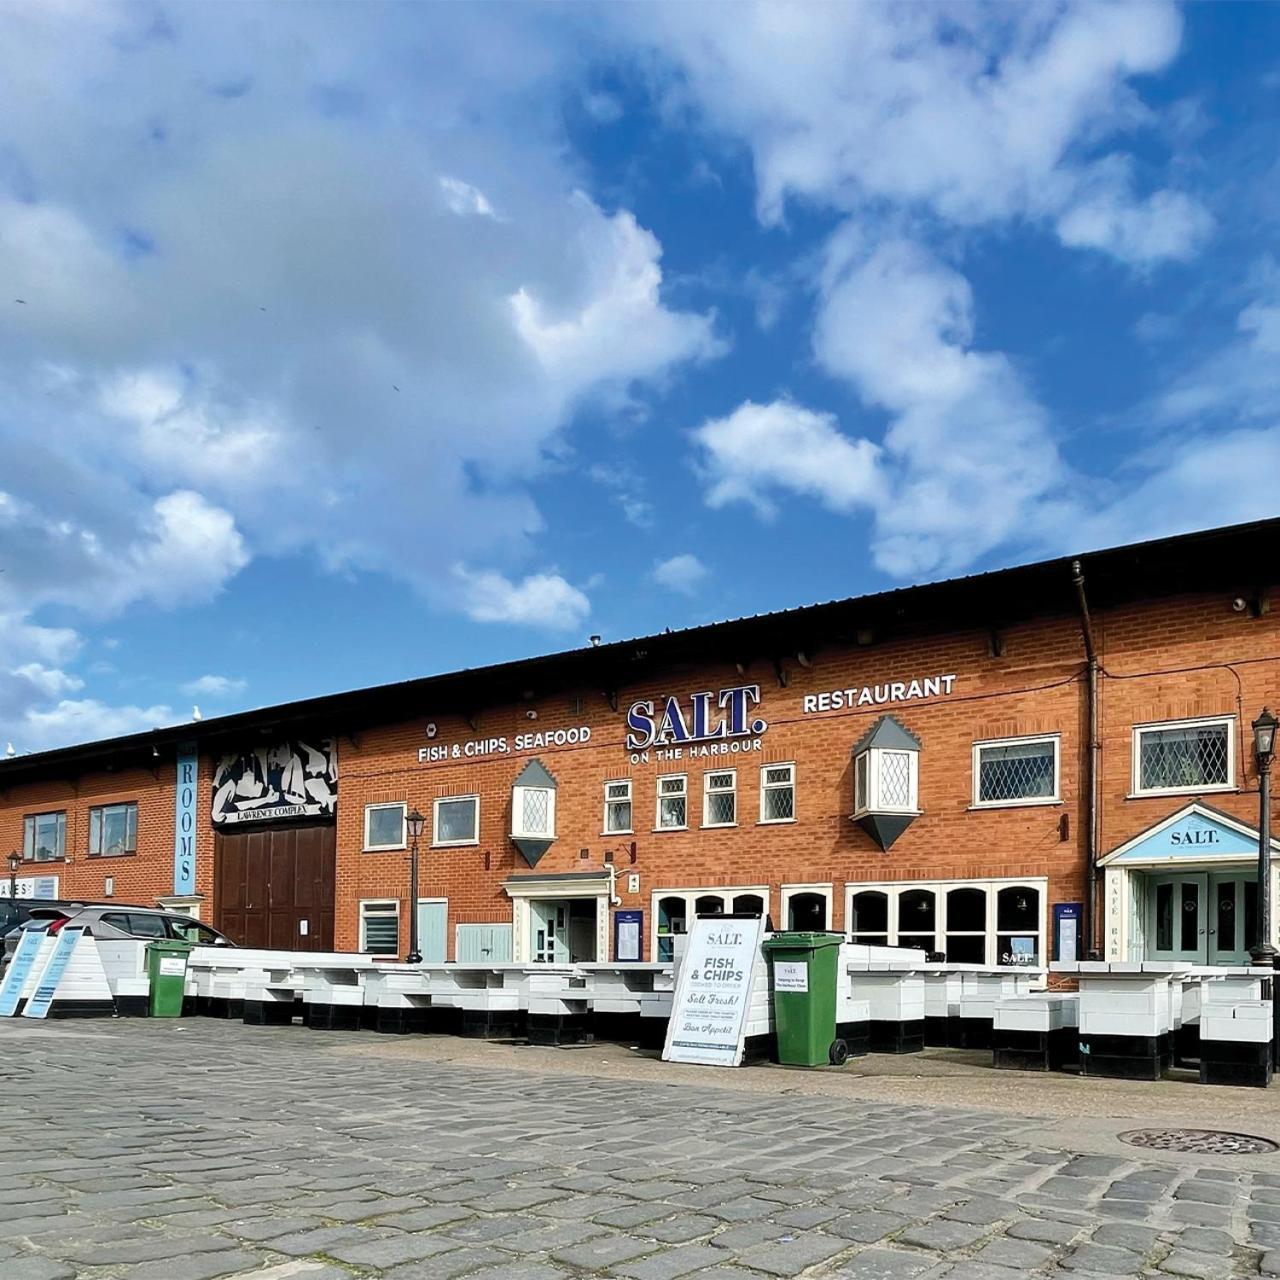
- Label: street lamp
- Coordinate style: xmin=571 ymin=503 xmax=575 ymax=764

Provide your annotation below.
xmin=405 ymin=808 xmax=426 ymax=964
xmin=1251 ymin=708 xmax=1277 ymax=964
xmin=6 ymin=850 xmax=19 ymax=900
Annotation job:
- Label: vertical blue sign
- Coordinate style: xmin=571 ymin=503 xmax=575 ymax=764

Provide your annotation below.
xmin=174 ymin=742 xmax=198 ymax=896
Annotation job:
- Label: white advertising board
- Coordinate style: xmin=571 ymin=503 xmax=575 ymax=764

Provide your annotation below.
xmin=663 ymin=913 xmax=766 ymax=1067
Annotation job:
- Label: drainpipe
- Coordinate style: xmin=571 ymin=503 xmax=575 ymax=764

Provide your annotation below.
xmin=1072 ymin=560 xmax=1100 ymax=960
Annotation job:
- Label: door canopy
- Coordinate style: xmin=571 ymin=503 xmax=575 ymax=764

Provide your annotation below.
xmin=1100 ymin=801 xmax=1279 ymax=867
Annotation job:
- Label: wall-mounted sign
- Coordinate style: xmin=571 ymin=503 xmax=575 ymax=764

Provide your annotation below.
xmin=802 ymin=673 xmax=956 ymax=714
xmin=174 ymin=742 xmax=197 ymax=895
xmin=212 ymin=739 xmax=337 ymax=825
xmin=627 ymin=685 xmax=767 ymax=763
xmin=419 ymin=725 xmax=592 ymax=764
xmin=0 ymin=875 xmax=59 ymax=900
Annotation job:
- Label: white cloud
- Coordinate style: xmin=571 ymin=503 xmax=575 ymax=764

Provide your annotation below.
xmin=21 ymin=698 xmax=176 ymax=751
xmin=694 ymin=400 xmax=881 ymax=520
xmin=628 ymin=2 xmax=1205 ymax=266
xmin=453 ymin=567 xmax=591 ymax=631
xmin=181 ymin=674 xmax=248 ymax=699
xmin=10 ymin=664 xmax=84 ymax=699
xmin=0 ymin=3 xmax=718 ymax=749
xmin=652 ymin=553 xmax=709 ymax=596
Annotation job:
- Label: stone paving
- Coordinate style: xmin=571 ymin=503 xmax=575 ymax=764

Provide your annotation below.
xmin=2 ymin=1020 xmax=1280 ymax=1278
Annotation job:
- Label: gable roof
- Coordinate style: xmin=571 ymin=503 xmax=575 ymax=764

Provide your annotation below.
xmin=1099 ymin=801 xmax=1280 ymax=866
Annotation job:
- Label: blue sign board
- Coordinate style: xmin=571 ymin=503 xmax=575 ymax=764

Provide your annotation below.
xmin=1109 ymin=807 xmax=1265 ymax=862
xmin=174 ymin=742 xmax=198 ymax=896
xmin=0 ymin=928 xmax=45 ymax=1017
xmin=614 ymin=909 xmax=644 ymax=962
xmin=22 ymin=926 xmax=85 ymax=1020
xmin=1053 ymin=902 xmax=1082 ymax=963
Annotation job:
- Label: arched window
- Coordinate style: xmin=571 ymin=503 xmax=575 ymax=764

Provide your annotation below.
xmin=695 ymin=894 xmax=726 ymax=917
xmin=849 ymin=890 xmax=888 ymax=946
xmin=656 ymin=896 xmax=687 ymax=963
xmin=946 ymin=887 xmax=987 ymax=963
xmin=732 ymin=893 xmax=765 ymax=917
xmin=996 ymin=886 xmax=1040 ymax=966
xmin=787 ymin=892 xmax=828 ymax=931
xmin=898 ymin=889 xmax=936 ymax=954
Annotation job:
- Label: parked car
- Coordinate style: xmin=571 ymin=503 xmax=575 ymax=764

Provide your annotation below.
xmin=1 ymin=905 xmax=234 ymax=972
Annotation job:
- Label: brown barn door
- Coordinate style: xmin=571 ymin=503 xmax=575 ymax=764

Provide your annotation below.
xmin=215 ymin=824 xmax=335 ymax=951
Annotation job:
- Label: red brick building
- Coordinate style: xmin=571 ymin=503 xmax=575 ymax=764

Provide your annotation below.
xmin=3 ymin=520 xmax=1277 ymax=968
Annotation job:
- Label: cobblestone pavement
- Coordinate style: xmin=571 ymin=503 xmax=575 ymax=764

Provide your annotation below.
xmin=2 ymin=1021 xmax=1280 ymax=1279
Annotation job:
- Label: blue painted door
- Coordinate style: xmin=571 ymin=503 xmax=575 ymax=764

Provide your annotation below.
xmin=455 ymin=923 xmax=513 ymax=963
xmin=417 ymin=901 xmax=447 ymax=963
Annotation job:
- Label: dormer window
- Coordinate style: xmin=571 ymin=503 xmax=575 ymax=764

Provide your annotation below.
xmin=851 ymin=715 xmax=921 ymax=850
xmin=510 ymin=759 xmax=557 ymax=866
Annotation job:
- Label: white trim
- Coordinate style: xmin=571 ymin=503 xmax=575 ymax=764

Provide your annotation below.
xmin=511 ymin=784 xmax=556 ymax=840
xmin=844 ymin=876 xmax=1048 ymax=967
xmin=971 ymin=733 xmax=1061 ymax=808
xmin=655 ymin=773 xmax=689 ymax=831
xmin=781 ymin=882 xmax=833 ymax=930
xmin=363 ymin=801 xmax=407 ymax=852
xmin=758 ymin=761 xmax=797 ymax=824
xmin=358 ymin=898 xmax=400 ymax=954
xmin=651 ymin=884 xmax=770 ymax=960
xmin=602 ymin=778 xmax=633 ymax=835
xmin=1098 ymin=800 xmax=1280 ymax=867
xmin=1130 ymin=715 xmax=1236 ymax=798
xmin=702 ymin=768 xmax=738 ymax=828
xmin=432 ymin=794 xmax=480 ymax=847
xmin=852 ymin=747 xmax=919 ymax=817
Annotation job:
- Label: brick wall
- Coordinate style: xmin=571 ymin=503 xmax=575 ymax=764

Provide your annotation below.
xmin=1 ymin=589 xmax=1276 ymax=957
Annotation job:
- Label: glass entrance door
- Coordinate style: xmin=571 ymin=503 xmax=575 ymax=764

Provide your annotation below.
xmin=1209 ymin=873 xmax=1257 ymax=964
xmin=1147 ymin=873 xmax=1208 ymax=964
xmin=530 ymin=900 xmax=569 ymax=963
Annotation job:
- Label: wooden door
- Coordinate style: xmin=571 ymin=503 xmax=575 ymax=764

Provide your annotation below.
xmin=215 ymin=824 xmax=335 ymax=951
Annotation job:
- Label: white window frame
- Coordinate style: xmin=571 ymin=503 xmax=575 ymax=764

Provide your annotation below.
xmin=363 ymin=801 xmax=407 ymax=852
xmin=971 ymin=734 xmax=1061 ymax=809
xmin=359 ymin=898 xmax=401 ymax=954
xmin=759 ymin=762 xmax=797 ymax=824
xmin=1131 ymin=715 xmax=1236 ymax=798
xmin=432 ymin=794 xmax=480 ymax=847
xmin=781 ymin=883 xmax=833 ymax=930
xmin=852 ymin=748 xmax=919 ymax=816
xmin=702 ymin=769 xmax=737 ymax=828
xmin=651 ymin=884 xmax=770 ymax=960
xmin=602 ymin=779 xmax=633 ymax=835
xmin=655 ymin=773 xmax=688 ymax=831
xmin=844 ymin=876 xmax=1048 ymax=969
xmin=23 ymin=810 xmax=66 ymax=862
xmin=512 ymin=784 xmax=556 ymax=840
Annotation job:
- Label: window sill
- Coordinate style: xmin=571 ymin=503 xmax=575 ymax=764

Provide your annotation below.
xmin=652 ymin=826 xmax=689 ymax=833
xmin=967 ymin=799 xmax=1063 ymax=812
xmin=23 ymin=858 xmax=67 ymax=865
xmin=88 ymin=851 xmax=138 ymax=859
xmin=757 ymin=817 xmax=797 ymax=826
xmin=1126 ymin=786 xmax=1237 ymax=800
xmin=432 ymin=839 xmax=479 ymax=849
xmin=702 ymin=822 xmax=738 ymax=830
xmin=602 ymin=830 xmax=634 ymax=838
xmin=363 ymin=844 xmax=407 ymax=853
xmin=851 ymin=810 xmax=922 ymax=820
xmin=510 ymin=833 xmax=556 ymax=842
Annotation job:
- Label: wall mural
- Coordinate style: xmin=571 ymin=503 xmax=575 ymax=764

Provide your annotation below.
xmin=212 ymin=739 xmax=337 ymax=825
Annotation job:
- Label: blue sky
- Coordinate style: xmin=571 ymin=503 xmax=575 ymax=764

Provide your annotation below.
xmin=2 ymin=1 xmax=1278 ymax=752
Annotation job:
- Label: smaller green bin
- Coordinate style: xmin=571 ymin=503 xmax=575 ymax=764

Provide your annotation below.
xmin=762 ymin=931 xmax=846 ymax=1067
xmin=146 ymin=940 xmax=194 ymax=1018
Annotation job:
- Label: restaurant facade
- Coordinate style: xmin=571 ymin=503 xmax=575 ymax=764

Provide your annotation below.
xmin=2 ymin=519 xmax=1277 ymax=969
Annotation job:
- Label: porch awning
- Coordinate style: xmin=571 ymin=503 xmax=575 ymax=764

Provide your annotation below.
xmin=1100 ymin=801 xmax=1280 ymax=867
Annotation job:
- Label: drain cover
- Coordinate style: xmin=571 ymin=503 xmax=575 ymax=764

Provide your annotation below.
xmin=1118 ymin=1128 xmax=1278 ymax=1155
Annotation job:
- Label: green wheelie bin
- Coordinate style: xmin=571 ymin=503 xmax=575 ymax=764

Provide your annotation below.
xmin=146 ymin=939 xmax=194 ymax=1018
xmin=762 ymin=931 xmax=847 ymax=1066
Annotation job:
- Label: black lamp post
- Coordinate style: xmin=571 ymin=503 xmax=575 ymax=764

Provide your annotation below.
xmin=405 ymin=808 xmax=426 ymax=964
xmin=1251 ymin=708 xmax=1277 ymax=965
xmin=6 ymin=850 xmax=19 ymax=900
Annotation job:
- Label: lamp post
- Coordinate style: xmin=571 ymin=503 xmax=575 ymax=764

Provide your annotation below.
xmin=1251 ymin=708 xmax=1277 ymax=964
xmin=6 ymin=850 xmax=19 ymax=900
xmin=405 ymin=808 xmax=425 ymax=964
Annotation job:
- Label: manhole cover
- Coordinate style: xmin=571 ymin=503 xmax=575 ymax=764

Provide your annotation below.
xmin=1118 ymin=1128 xmax=1278 ymax=1155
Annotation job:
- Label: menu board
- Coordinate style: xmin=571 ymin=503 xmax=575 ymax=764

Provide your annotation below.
xmin=663 ymin=913 xmax=766 ymax=1067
